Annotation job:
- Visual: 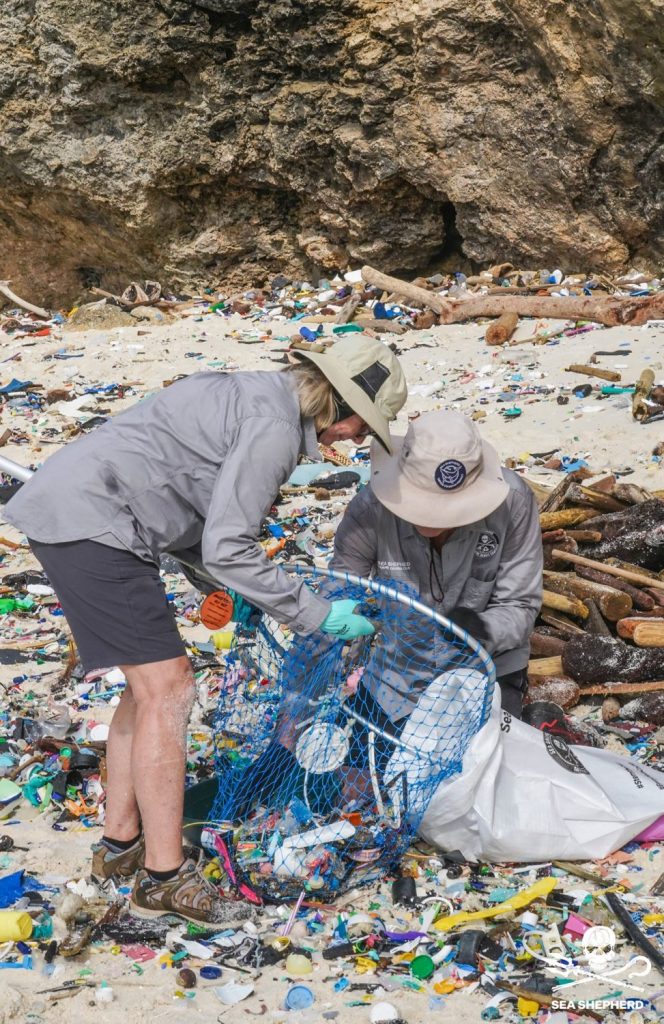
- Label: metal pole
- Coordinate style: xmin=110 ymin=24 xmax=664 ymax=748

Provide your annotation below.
xmin=0 ymin=455 xmax=33 ymax=483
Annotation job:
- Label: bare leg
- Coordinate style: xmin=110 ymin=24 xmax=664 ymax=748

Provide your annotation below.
xmin=103 ymin=686 xmax=140 ymax=841
xmin=120 ymin=656 xmax=195 ymax=872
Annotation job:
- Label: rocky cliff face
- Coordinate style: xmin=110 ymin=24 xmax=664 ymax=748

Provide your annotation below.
xmin=1 ymin=0 xmax=663 ymax=304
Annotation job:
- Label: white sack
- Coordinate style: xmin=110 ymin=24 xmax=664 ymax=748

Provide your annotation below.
xmin=384 ymin=669 xmax=664 ymax=862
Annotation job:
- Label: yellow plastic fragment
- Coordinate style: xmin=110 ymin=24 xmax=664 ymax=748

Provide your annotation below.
xmin=354 ymin=956 xmax=377 ymax=973
xmin=517 ymin=996 xmax=540 ymax=1017
xmin=434 ymin=877 xmax=557 ymax=931
xmin=643 ymin=913 xmax=664 ymax=925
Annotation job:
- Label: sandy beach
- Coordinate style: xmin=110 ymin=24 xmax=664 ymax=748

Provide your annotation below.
xmin=0 ymin=309 xmax=663 ymax=1022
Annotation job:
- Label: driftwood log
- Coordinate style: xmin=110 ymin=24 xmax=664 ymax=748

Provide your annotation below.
xmin=542 ymin=534 xmax=578 ymax=570
xmin=611 ymin=483 xmax=652 ymax=505
xmin=542 ymin=570 xmax=632 ymax=620
xmin=540 ymin=610 xmax=586 ymax=636
xmin=335 ymin=294 xmax=361 ymax=324
xmin=582 ymin=499 xmax=664 ymax=536
xmin=578 ymin=499 xmax=664 ymax=569
xmin=435 ymin=294 xmax=664 ymax=326
xmin=360 ymin=266 xmax=664 ymax=325
xmin=574 ymin=565 xmax=656 ymax=610
xmin=541 ymin=590 xmax=589 ymax=619
xmin=585 ymin=526 xmax=664 ymax=569
xmin=642 ymin=587 xmax=664 ymax=607
xmin=583 ymin=599 xmax=612 ymax=636
xmin=623 ymin=620 xmax=664 ymax=647
xmin=566 ymin=529 xmax=603 ymax=543
xmin=633 ymin=368 xmax=655 ymax=421
xmin=529 ymin=632 xmax=568 ymax=657
xmin=562 ymin=635 xmax=664 ymax=684
xmin=357 ymin=319 xmax=408 ymax=335
xmin=581 ymin=680 xmax=664 ymax=696
xmin=565 ymin=364 xmax=621 ymax=383
xmin=567 ymin=485 xmax=627 ymax=514
xmin=485 ymin=313 xmax=519 ymax=345
xmin=525 ymin=678 xmax=580 ymax=709
xmin=621 ymin=693 xmax=664 ymax=726
xmin=539 ymin=475 xmax=574 ymax=514
xmin=540 ymin=509 xmax=598 ymax=531
xmin=528 ymin=656 xmax=564 ymax=677
xmin=361 ymin=266 xmax=445 ymax=313
xmin=551 ymin=549 xmax=664 ymax=591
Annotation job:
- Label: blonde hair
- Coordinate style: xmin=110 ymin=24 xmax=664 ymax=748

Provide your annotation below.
xmin=285 ymin=361 xmax=337 ymax=432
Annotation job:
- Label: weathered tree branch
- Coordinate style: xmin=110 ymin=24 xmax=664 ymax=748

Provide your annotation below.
xmin=361 ymin=266 xmax=664 ymax=325
xmin=0 ymin=281 xmax=50 ymax=319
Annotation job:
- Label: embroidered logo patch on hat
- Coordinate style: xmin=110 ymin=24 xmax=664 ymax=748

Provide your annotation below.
xmin=434 ymin=459 xmax=467 ymax=491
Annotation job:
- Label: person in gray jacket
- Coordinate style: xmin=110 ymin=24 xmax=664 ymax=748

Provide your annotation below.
xmin=4 ymin=336 xmax=406 ymax=925
xmin=331 ymin=410 xmax=543 ymax=746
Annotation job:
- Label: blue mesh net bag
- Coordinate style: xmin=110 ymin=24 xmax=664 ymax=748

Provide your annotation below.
xmin=208 ymin=568 xmax=495 ymax=901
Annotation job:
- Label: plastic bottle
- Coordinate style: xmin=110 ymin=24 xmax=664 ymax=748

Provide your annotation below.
xmin=0 ymin=912 xmax=33 ymax=941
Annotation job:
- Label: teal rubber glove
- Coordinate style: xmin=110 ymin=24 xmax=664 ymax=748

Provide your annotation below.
xmin=320 ymin=599 xmax=375 ymax=639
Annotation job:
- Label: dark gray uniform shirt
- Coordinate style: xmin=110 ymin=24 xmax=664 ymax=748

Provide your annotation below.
xmin=4 ymin=371 xmax=330 ymax=634
xmin=330 ymin=470 xmax=542 ymax=719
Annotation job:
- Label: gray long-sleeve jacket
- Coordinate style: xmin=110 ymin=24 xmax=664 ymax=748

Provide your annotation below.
xmin=330 ymin=469 xmax=543 ymax=719
xmin=4 ymin=371 xmax=330 ymax=634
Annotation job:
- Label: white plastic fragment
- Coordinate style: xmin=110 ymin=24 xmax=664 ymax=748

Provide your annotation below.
xmin=214 ymin=981 xmax=255 ymax=1005
xmin=370 ymin=1002 xmax=400 ymax=1022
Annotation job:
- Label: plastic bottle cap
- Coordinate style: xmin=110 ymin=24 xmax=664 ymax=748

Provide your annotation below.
xmin=370 ymin=1002 xmax=400 ymax=1023
xmin=284 ymin=984 xmax=315 ymax=1011
xmin=269 ymin=936 xmax=292 ymax=953
xmin=410 ymin=954 xmax=435 ymax=980
xmin=521 ymin=911 xmax=538 ymax=928
xmin=89 ymin=724 xmax=109 ymax=742
xmin=200 ymin=965 xmax=222 ymax=980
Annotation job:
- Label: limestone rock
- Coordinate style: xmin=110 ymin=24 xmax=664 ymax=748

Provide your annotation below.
xmin=1 ymin=0 xmax=662 ymax=305
xmin=129 ymin=305 xmax=169 ymax=323
xmin=66 ymin=301 xmax=134 ymax=331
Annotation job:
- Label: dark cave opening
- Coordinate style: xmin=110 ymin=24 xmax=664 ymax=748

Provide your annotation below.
xmin=436 ymin=200 xmax=465 ymax=263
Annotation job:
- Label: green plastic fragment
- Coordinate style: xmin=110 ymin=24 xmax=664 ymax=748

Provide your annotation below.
xmin=332 ymin=324 xmax=365 ymax=334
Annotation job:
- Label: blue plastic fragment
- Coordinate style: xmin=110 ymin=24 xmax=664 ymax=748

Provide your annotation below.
xmin=373 ymin=302 xmax=401 ymax=321
xmin=0 ymin=379 xmax=33 ymax=395
xmin=299 ymin=326 xmax=323 ymax=343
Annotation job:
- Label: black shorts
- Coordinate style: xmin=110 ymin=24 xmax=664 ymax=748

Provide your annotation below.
xmin=29 ymin=539 xmax=186 ymax=673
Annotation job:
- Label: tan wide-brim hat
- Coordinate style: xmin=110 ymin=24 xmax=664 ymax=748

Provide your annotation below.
xmin=293 ymin=335 xmax=407 ymax=453
xmin=371 ymin=410 xmax=509 ymax=527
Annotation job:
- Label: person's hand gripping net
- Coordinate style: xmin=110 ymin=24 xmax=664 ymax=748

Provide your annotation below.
xmin=320 ymin=598 xmax=376 ymax=639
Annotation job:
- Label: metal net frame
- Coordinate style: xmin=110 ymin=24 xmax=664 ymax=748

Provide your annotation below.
xmin=208 ymin=568 xmax=496 ymax=900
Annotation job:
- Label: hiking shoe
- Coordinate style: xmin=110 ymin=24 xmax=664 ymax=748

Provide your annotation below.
xmin=90 ymin=835 xmax=145 ymax=884
xmin=129 ymin=858 xmax=254 ymax=927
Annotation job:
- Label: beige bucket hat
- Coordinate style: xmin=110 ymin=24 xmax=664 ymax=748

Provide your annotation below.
xmin=371 ymin=410 xmax=509 ymax=527
xmin=293 ymin=336 xmax=407 ymax=453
